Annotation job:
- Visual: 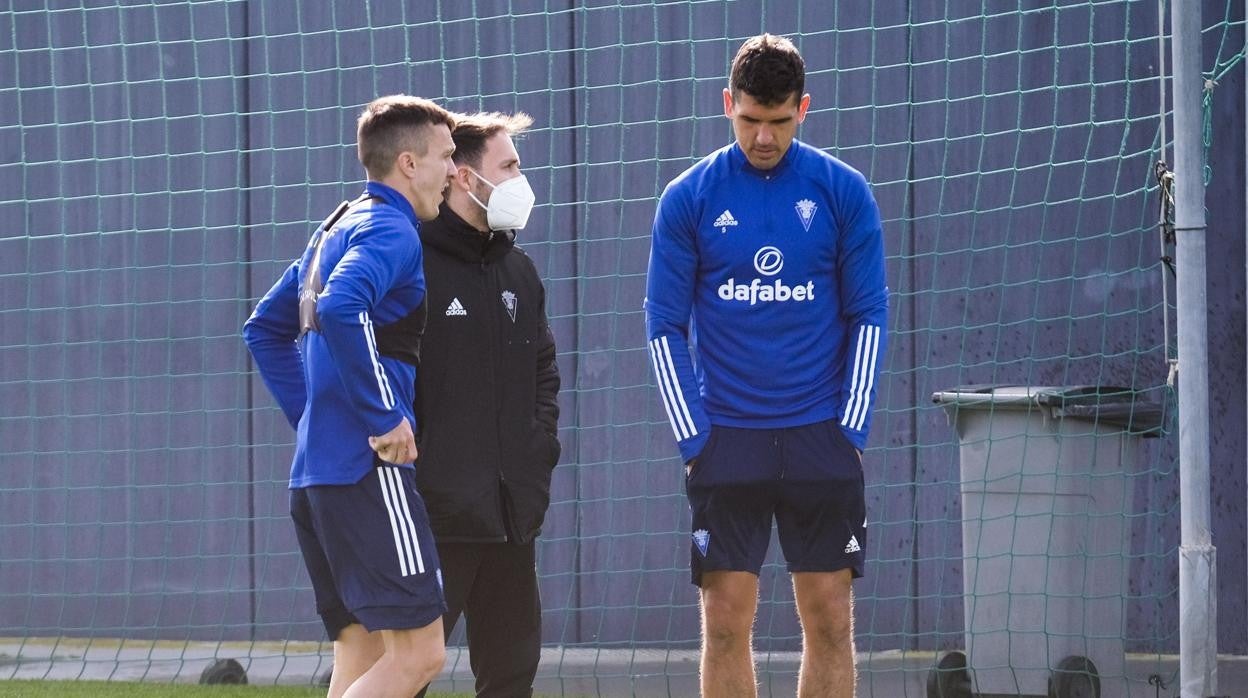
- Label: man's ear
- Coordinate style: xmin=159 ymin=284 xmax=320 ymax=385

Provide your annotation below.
xmin=451 ymin=164 xmax=475 ymax=192
xmin=796 ymin=93 xmax=811 ymax=123
xmin=394 ymin=151 xmax=415 ymax=179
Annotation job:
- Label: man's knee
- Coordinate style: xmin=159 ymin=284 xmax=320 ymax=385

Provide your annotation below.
xmin=399 ymin=641 xmax=445 ymax=681
xmin=422 ymin=640 xmax=447 ymax=668
xmin=793 ymin=571 xmax=854 ymax=650
xmin=701 ymin=593 xmax=756 ymax=651
xmin=703 ymin=618 xmax=751 ymax=652
xmin=420 ymin=644 xmax=447 ymax=681
xmin=803 ymin=612 xmax=853 ymax=651
xmin=381 ymin=646 xmax=443 ymax=691
xmin=384 ymin=622 xmax=447 ymax=686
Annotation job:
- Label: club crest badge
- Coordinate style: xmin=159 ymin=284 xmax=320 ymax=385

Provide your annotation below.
xmin=501 ymin=290 xmax=517 ymax=322
xmin=795 ymin=198 xmax=817 ymax=232
xmin=692 ymin=528 xmax=710 ymax=557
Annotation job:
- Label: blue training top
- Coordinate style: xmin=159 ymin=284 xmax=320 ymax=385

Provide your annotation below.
xmin=645 ymin=140 xmax=889 ymax=463
xmin=244 ymin=181 xmax=426 ymax=488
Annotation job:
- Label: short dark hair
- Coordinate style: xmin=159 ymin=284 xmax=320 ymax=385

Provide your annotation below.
xmin=729 ymin=33 xmax=805 ymax=107
xmin=356 ymin=95 xmax=455 ymax=179
xmin=449 ymin=111 xmax=534 ymax=169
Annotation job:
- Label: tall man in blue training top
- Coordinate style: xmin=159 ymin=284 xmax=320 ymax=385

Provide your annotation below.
xmin=412 ymin=111 xmax=560 ymax=698
xmin=244 ymin=95 xmax=457 ymax=698
xmin=645 ymin=35 xmax=888 ymax=698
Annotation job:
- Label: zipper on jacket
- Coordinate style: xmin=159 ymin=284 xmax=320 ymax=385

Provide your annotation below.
xmin=497 ymin=470 xmax=510 ymax=543
xmin=480 ymin=254 xmax=510 ymax=541
xmin=775 ymin=432 xmax=784 ymax=480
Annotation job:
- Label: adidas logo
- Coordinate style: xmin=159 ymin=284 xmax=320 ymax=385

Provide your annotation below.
xmin=445 ymin=298 xmax=467 ymax=316
xmin=713 ymin=210 xmax=738 ymax=232
xmin=844 ymin=535 xmax=861 ymax=554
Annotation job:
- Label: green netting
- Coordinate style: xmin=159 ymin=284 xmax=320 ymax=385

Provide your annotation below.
xmin=0 ymin=1 xmax=1243 ymax=696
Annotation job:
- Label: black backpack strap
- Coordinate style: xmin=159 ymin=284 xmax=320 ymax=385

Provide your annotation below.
xmin=373 ymin=298 xmax=426 ymax=368
xmin=298 ymin=193 xmax=378 ymax=337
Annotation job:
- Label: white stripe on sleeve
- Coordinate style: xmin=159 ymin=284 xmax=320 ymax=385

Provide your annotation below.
xmin=659 ymin=336 xmax=698 ymax=438
xmin=648 ymin=338 xmax=689 ymax=440
xmin=360 ymin=311 xmax=396 ymax=410
xmin=844 ymin=325 xmax=880 ymax=431
xmin=855 ymin=325 xmax=881 ymax=430
xmin=649 ymin=337 xmax=696 ymax=440
xmin=841 ymin=325 xmax=867 ymax=429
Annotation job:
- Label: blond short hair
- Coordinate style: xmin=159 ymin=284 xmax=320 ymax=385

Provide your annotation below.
xmin=356 ymin=95 xmax=455 ymax=179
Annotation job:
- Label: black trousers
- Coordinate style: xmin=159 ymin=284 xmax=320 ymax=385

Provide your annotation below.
xmin=416 ymin=540 xmax=541 ymax=698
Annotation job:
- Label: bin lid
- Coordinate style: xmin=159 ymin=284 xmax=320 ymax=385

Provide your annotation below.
xmin=930 ymin=384 xmax=1164 ymax=436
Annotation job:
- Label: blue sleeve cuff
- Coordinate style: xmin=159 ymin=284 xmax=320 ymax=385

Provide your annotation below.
xmin=840 ymin=425 xmax=867 ymax=452
xmin=678 ymin=431 xmax=710 ymax=464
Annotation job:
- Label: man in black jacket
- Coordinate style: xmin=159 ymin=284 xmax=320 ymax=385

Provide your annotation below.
xmin=413 ymin=111 xmax=560 ymax=698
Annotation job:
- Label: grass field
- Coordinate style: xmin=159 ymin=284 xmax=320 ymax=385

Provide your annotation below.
xmin=0 ymin=682 xmax=478 ymax=698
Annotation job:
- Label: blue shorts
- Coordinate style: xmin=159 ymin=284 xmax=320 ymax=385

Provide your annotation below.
xmin=290 ymin=465 xmax=446 ymax=639
xmin=684 ymin=418 xmax=866 ymax=587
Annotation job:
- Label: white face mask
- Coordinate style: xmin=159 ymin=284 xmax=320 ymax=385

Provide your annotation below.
xmin=468 ymin=170 xmax=536 ymax=231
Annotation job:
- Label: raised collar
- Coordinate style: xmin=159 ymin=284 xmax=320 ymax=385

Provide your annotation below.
xmin=363 ymin=181 xmax=419 ymax=226
xmin=730 ymin=140 xmax=801 ymax=179
xmin=420 ymin=202 xmax=516 ymax=264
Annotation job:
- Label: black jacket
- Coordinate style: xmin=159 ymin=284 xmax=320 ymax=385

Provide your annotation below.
xmin=414 ymin=203 xmax=561 ymax=544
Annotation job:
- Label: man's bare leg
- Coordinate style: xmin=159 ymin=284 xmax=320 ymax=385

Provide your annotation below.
xmin=793 ymin=569 xmax=855 ymax=698
xmin=327 ymin=624 xmax=383 ymax=698
xmin=341 ymin=618 xmax=445 ymax=698
xmin=700 ymin=570 xmax=760 ymax=698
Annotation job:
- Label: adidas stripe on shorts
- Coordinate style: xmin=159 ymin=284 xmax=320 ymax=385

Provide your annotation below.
xmin=291 ymin=464 xmax=446 ymax=639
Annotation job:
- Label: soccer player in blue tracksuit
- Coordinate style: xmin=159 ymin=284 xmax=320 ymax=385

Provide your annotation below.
xmin=645 ymin=35 xmax=888 ymax=698
xmin=244 ymin=96 xmax=457 ymax=698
